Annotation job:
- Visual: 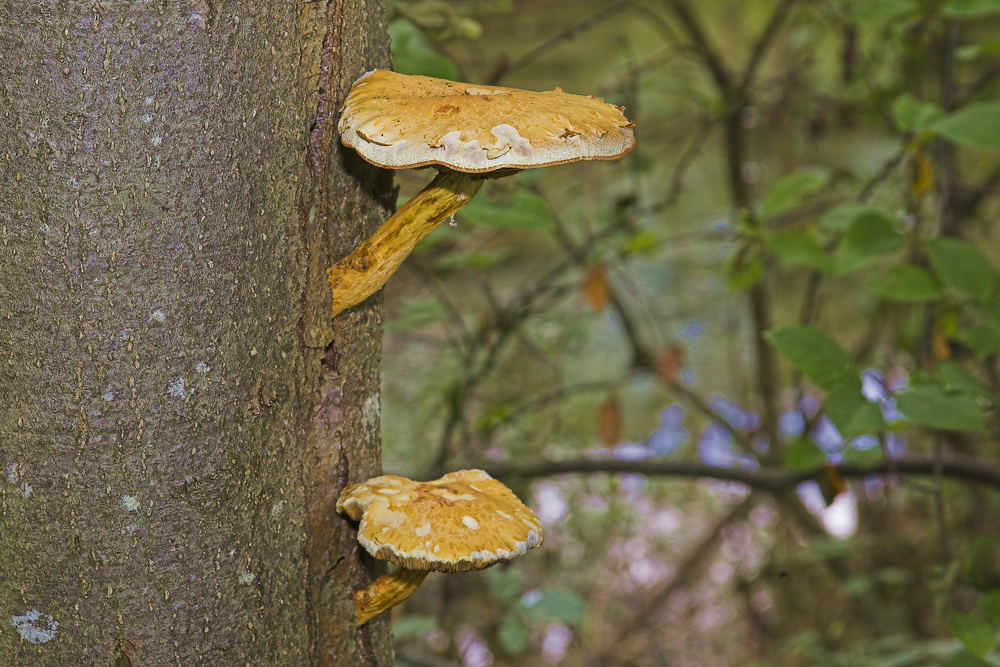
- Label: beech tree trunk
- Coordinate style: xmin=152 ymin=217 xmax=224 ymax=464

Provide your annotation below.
xmin=0 ymin=2 xmax=394 ymax=664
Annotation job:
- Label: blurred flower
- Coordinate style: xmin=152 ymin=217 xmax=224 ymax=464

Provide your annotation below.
xmin=709 ymin=396 xmax=760 ymax=431
xmin=679 ymin=320 xmax=705 ymax=342
xmin=542 ymin=623 xmax=573 ymax=663
xmin=457 ymin=628 xmax=493 ymax=667
xmin=811 ymin=416 xmax=843 ymax=454
xmin=648 ymin=405 xmax=687 ymax=456
xmin=698 ymin=423 xmax=739 ymax=467
xmin=521 ymin=589 xmax=542 ymax=608
xmin=612 ymin=442 xmax=652 ymax=461
xmin=535 ymin=483 xmax=568 ymax=524
xmin=779 ymin=410 xmax=806 ymax=437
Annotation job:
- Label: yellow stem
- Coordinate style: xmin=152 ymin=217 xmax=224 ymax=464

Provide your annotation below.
xmin=353 ymin=568 xmax=429 ymax=626
xmin=329 ymin=170 xmax=484 ymax=317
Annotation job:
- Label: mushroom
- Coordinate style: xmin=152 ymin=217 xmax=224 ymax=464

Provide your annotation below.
xmin=336 ymin=468 xmax=542 ymax=625
xmin=330 ymin=69 xmax=636 ymax=317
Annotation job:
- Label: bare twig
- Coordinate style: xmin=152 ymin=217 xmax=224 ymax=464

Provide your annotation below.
xmin=487 ymin=455 xmax=1000 ymax=491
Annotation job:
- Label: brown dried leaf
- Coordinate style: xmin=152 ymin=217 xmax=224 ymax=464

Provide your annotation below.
xmin=598 ymin=393 xmax=622 ymax=446
xmin=581 ymin=263 xmax=610 ymax=312
xmin=656 ymin=343 xmax=687 ymax=385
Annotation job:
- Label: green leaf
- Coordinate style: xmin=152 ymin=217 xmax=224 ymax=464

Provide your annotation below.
xmin=870 ymin=265 xmax=944 ymax=302
xmin=965 ymin=538 xmax=1000 ymax=591
xmin=942 ymin=649 xmax=994 ymax=667
xmin=844 ymin=443 xmax=885 ymax=467
xmin=759 ymin=168 xmax=830 ymax=218
xmin=766 ymin=326 xmax=859 ymax=391
xmin=942 ymin=0 xmax=1000 ymax=18
xmin=939 ymin=361 xmax=995 ymax=401
xmin=848 ymin=0 xmax=919 ymax=21
xmin=932 ymin=102 xmax=1000 ymax=148
xmin=764 ymin=228 xmax=834 ymax=272
xmin=485 ymin=566 xmax=523 ymax=604
xmin=432 ymin=249 xmax=512 ymax=274
xmin=962 ymin=324 xmax=1000 ymax=358
xmin=783 ymin=437 xmax=828 ymax=471
xmin=981 ymin=592 xmax=1000 ymax=624
xmin=820 ymin=203 xmax=892 ymax=233
xmin=726 ymin=250 xmax=763 ymax=290
xmin=825 ymin=384 xmax=884 ymax=438
xmin=388 ymin=19 xmax=460 ymax=80
xmin=385 ymin=299 xmax=446 ymax=334
xmin=892 ymin=94 xmax=944 ymax=133
xmin=949 ymin=612 xmax=997 ymax=658
xmin=497 ymin=613 xmax=528 ymax=656
xmin=926 ymin=237 xmax=997 ymax=301
xmin=836 ymin=210 xmax=904 ymax=274
xmin=896 ymin=386 xmax=985 ymax=431
xmin=393 ymin=614 xmax=438 ymax=641
xmin=523 ymin=587 xmax=586 ymax=625
xmin=463 ymin=188 xmax=553 ymax=230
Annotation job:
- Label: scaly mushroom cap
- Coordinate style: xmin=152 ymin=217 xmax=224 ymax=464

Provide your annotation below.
xmin=336 ymin=469 xmax=542 ymax=572
xmin=338 ymin=69 xmax=636 ymax=173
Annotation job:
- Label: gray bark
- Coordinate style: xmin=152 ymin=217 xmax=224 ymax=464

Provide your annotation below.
xmin=0 ymin=1 xmax=393 ymax=664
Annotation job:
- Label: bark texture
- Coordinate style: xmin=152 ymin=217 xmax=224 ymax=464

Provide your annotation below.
xmin=0 ymin=2 xmax=393 ymax=664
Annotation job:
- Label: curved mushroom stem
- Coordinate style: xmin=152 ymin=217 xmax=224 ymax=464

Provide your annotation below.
xmin=329 ymin=170 xmax=484 ymax=317
xmin=353 ymin=567 xmax=429 ymax=626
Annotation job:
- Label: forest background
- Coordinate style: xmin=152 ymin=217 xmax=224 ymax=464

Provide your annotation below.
xmin=377 ymin=0 xmax=1000 ymax=665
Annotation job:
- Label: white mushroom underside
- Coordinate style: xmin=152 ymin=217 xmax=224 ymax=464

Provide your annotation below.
xmin=342 ymin=121 xmax=629 ymax=173
xmin=357 ymin=528 xmax=542 ymax=571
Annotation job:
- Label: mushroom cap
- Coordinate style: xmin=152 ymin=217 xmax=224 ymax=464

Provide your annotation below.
xmin=338 ymin=69 xmax=635 ymax=173
xmin=336 ymin=469 xmax=543 ymax=572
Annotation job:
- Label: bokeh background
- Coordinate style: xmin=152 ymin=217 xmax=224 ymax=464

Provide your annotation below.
xmin=375 ymin=1 xmax=1000 ymax=664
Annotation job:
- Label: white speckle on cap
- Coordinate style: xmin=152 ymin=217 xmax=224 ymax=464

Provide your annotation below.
xmin=377 ymin=488 xmax=399 ymax=495
xmin=462 ymin=515 xmax=479 ymax=530
xmin=434 ymin=544 xmax=441 ymax=553
xmin=380 ymin=509 xmax=407 ymax=528
xmin=496 ymin=510 xmax=512 ymax=520
xmin=490 ymin=124 xmax=532 ymax=156
xmin=10 ymin=610 xmax=58 ymax=644
xmin=415 ymin=522 xmax=431 ymax=537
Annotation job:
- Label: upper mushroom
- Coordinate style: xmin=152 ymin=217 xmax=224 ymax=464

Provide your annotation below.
xmin=338 ymin=69 xmax=636 ymax=173
xmin=336 ymin=468 xmax=542 ymax=572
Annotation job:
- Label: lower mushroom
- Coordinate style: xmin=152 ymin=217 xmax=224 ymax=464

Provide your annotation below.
xmin=336 ymin=469 xmax=542 ymax=626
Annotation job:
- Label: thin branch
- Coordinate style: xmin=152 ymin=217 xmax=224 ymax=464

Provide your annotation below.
xmin=486 ymin=0 xmax=635 ymax=85
xmin=487 ymin=455 xmax=1000 ymax=491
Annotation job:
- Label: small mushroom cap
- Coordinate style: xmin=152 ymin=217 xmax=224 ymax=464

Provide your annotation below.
xmin=338 ymin=69 xmax=635 ymax=173
xmin=336 ymin=469 xmax=542 ymax=572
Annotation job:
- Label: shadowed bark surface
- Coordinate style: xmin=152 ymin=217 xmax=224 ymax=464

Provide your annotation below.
xmin=0 ymin=1 xmax=392 ymax=664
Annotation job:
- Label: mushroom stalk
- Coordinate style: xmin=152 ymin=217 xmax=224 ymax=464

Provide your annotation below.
xmin=328 ymin=170 xmax=483 ymax=317
xmin=354 ymin=568 xmax=429 ymax=626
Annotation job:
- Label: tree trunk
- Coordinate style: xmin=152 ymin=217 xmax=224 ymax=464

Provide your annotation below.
xmin=0 ymin=2 xmax=393 ymax=664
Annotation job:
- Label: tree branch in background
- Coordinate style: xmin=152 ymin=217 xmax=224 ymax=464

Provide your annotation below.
xmin=488 ymin=455 xmax=1000 ymax=491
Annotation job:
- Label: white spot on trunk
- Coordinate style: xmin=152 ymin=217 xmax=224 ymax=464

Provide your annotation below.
xmin=168 ymin=377 xmax=191 ymax=399
xmin=10 ymin=610 xmax=58 ymax=644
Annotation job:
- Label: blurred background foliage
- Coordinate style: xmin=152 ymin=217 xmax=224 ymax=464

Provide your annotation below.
xmin=374 ymin=0 xmax=1000 ymax=664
